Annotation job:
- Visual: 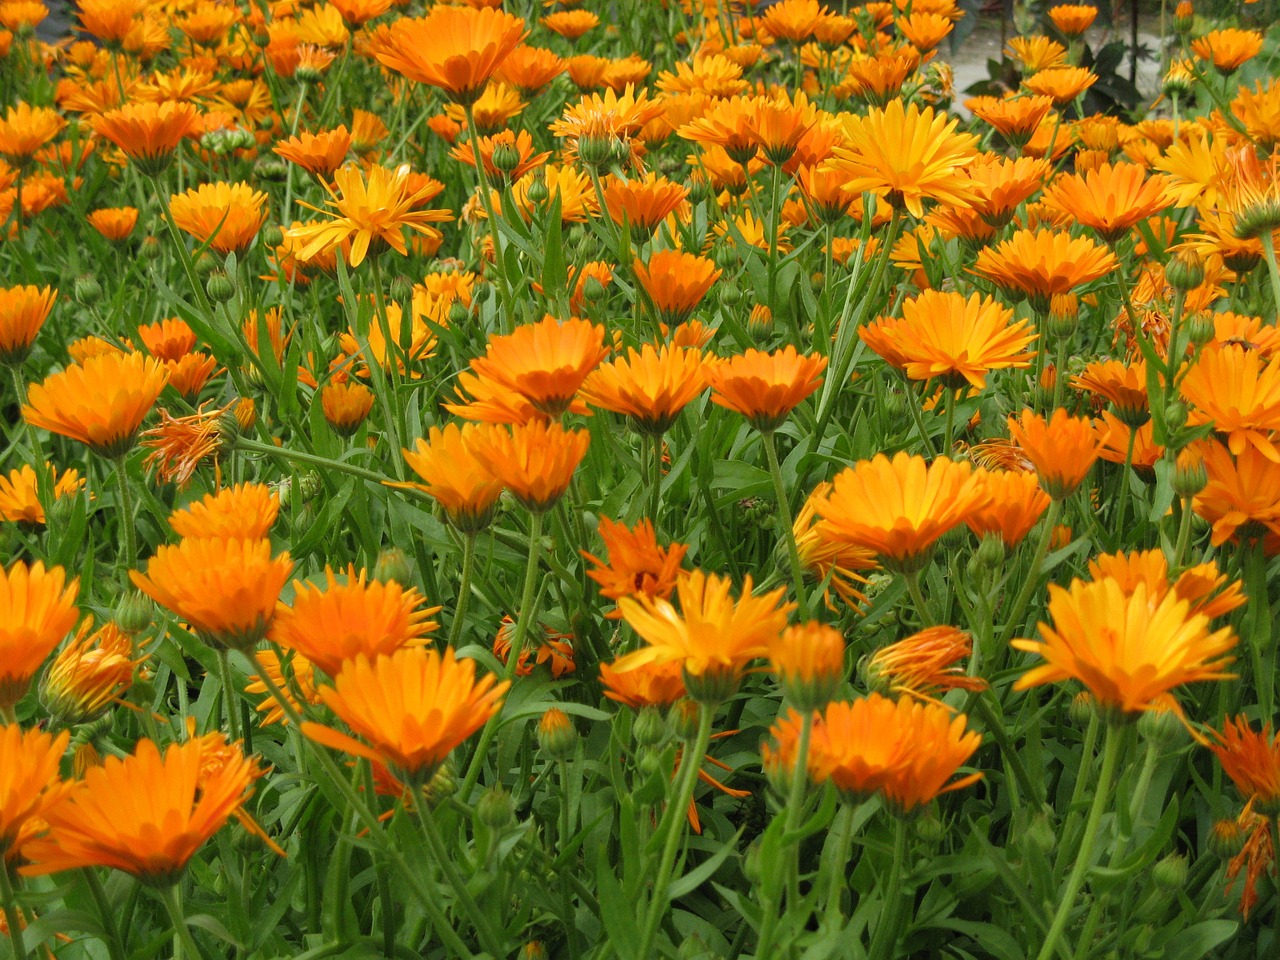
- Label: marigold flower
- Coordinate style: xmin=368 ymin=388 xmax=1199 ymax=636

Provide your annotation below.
xmin=493 ymin=616 xmax=575 ymax=677
xmin=0 ymin=102 xmax=66 ymax=166
xmin=861 ymin=289 xmax=1035 ymax=389
xmin=617 ymin=569 xmax=793 ymax=704
xmin=465 ymin=420 xmax=590 ymax=513
xmin=302 ymin=647 xmax=509 ymax=784
xmin=1021 ymin=65 xmax=1096 ymax=103
xmin=965 ymin=468 xmax=1051 ymax=547
xmin=705 ymin=346 xmax=827 ymax=433
xmin=806 ymin=694 xmax=982 ymax=812
xmin=131 ymin=538 xmax=292 ymax=652
xmin=294 ymin=163 xmax=452 ymax=267
xmin=1193 ymin=440 xmax=1280 ymax=548
xmin=374 ymin=6 xmax=527 ymax=105
xmin=1087 ymin=549 xmax=1245 ymax=621
xmin=1007 ymin=408 xmax=1100 ymax=500
xmin=270 ymin=566 xmax=439 ymax=679
xmin=1212 ymin=717 xmax=1280 ymax=815
xmin=273 ymin=126 xmax=353 ymax=179
xmin=0 ymin=725 xmax=69 ymax=863
xmin=602 ymin=172 xmax=689 ymax=237
xmin=397 ymin=423 xmax=504 ymax=533
xmin=20 ymin=737 xmax=254 ymax=887
xmin=582 ymin=516 xmax=688 ymax=617
xmin=90 ymin=100 xmax=197 ymax=176
xmin=1041 ymin=162 xmax=1171 ymax=244
xmin=451 ymin=128 xmax=549 ymax=181
xmin=168 ymin=181 xmax=268 ymax=254
xmin=1181 ymin=344 xmax=1280 ymax=462
xmin=1012 ymin=577 xmax=1236 ymax=715
xmin=1191 ymin=28 xmax=1263 ymax=75
xmin=245 ymin=650 xmax=322 ymax=726
xmin=770 ymin=621 xmax=845 ymax=711
xmin=39 ymin=618 xmax=141 ymax=726
xmin=973 ymin=229 xmax=1118 ymax=313
xmin=140 ymin=403 xmax=227 ymax=488
xmin=497 ymin=44 xmax=565 ymax=95
xmin=0 ymin=559 xmax=79 ymax=712
xmin=963 ymin=154 xmax=1050 ymax=229
xmin=792 ymin=482 xmax=878 ymax=611
xmin=1071 ymin=358 xmax=1150 ymax=426
xmin=138 ymin=318 xmax=195 ymax=362
xmin=579 ymin=343 xmax=708 ymax=435
xmin=865 ymin=626 xmax=986 ymax=701
xmin=825 ymin=98 xmax=980 ymax=218
xmin=468 ymin=315 xmax=608 ymax=417
xmin=815 ymin=453 xmax=987 ymax=574
xmin=0 ymin=284 xmax=55 ymax=366
xmin=0 ymin=462 xmax=84 ymax=526
xmin=22 ymin=351 xmax=169 ymax=459
xmin=1048 ymin=3 xmax=1097 ymax=36
xmin=168 ymin=482 xmax=280 ymax=540
xmin=86 ymin=207 xmax=139 ymax=242
xmin=599 ymin=652 xmax=687 ymax=709
xmin=966 ymin=94 xmax=1053 ymax=148
xmin=1007 ymin=35 xmax=1068 ymax=72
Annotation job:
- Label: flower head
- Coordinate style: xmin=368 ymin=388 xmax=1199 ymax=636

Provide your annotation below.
xmin=633 ymin=250 xmax=721 ymax=327
xmin=465 ymin=420 xmax=590 ymax=513
xmin=469 ymin=316 xmax=609 ymax=417
xmin=770 ymin=621 xmax=845 ymax=711
xmin=1212 ymin=717 xmax=1280 ymax=815
xmin=0 ymin=725 xmax=70 ymax=863
xmin=599 ymin=652 xmax=687 ymax=709
xmin=580 ymin=343 xmax=708 ymax=435
xmin=0 ymin=284 xmax=55 ymax=366
xmin=1040 ymin=162 xmax=1171 ymax=244
xmin=92 ymin=101 xmax=199 ymax=175
xmin=973 ymin=229 xmax=1118 ymax=314
xmin=1007 ymin=408 xmax=1100 ymax=500
xmin=0 ymin=463 xmax=84 ymax=526
xmin=582 ymin=516 xmax=688 ymax=617
xmin=39 ymin=619 xmax=141 ymax=726
xmin=168 ymin=181 xmax=268 ymax=254
xmin=0 ymin=560 xmax=78 ymax=710
xmin=23 ymin=352 xmax=169 ymax=458
xmin=168 ymin=482 xmax=280 ymax=540
xmin=398 ymin=423 xmax=504 ymax=533
xmin=865 ymin=626 xmax=986 ymax=701
xmin=705 ymin=346 xmax=827 ymax=433
xmin=302 ymin=647 xmax=509 ymax=785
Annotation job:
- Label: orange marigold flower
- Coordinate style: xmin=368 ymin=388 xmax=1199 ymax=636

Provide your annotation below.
xmin=793 ymin=482 xmax=878 ymax=611
xmin=860 ymin=289 xmax=1035 ymax=389
xmin=1193 ymin=440 xmax=1280 ymax=548
xmin=1007 ymin=407 xmax=1100 ymax=500
xmin=140 ymin=403 xmax=226 ymax=488
xmin=1087 ymin=549 xmax=1245 ymax=621
xmin=705 ymin=345 xmax=827 ymax=433
xmin=1021 ymin=65 xmax=1097 ymax=103
xmin=762 ymin=0 xmax=825 ymax=42
xmin=398 ymin=423 xmax=504 ymax=533
xmin=451 ymin=128 xmax=549 ymax=181
xmin=1007 ymin=35 xmax=1068 ymax=72
xmin=582 ymin=516 xmax=688 ymax=616
xmin=815 ymin=452 xmax=987 ymax=574
xmin=617 ymin=569 xmax=794 ymax=704
xmin=39 ymin=618 xmax=141 ymax=726
xmin=0 ymin=102 xmax=66 ymax=166
xmin=245 ymin=649 xmax=322 ymax=726
xmin=20 ymin=737 xmax=254 ymax=887
xmin=1012 ymin=577 xmax=1236 ymax=715
xmin=824 ymin=98 xmax=980 ymax=218
xmin=301 ymin=647 xmax=509 ymax=784
xmin=168 ymin=482 xmax=280 ymax=540
xmin=1071 ymin=358 xmax=1150 ymax=426
xmin=131 ymin=538 xmax=292 ymax=652
xmin=866 ymin=625 xmax=986 ymax=701
xmin=1181 ymin=344 xmax=1280 ymax=462
xmin=496 ymin=44 xmax=565 ymax=95
xmin=770 ymin=621 xmax=845 ymax=711
xmin=966 ymin=94 xmax=1053 ymax=148
xmin=0 ymin=725 xmax=70 ymax=863
xmin=0 ymin=560 xmax=79 ymax=712
xmin=0 ymin=284 xmax=55 ymax=366
xmin=1191 ymin=28 xmax=1263 ymax=75
xmin=92 ymin=101 xmax=200 ymax=176
xmin=1048 ymin=3 xmax=1097 ymax=36
xmin=1040 ymin=162 xmax=1171 ymax=244
xmin=22 ymin=351 xmax=169 ymax=459
xmin=465 ymin=420 xmax=590 ymax=513
xmin=599 ymin=651 xmax=687 ymax=708
xmin=168 ymin=181 xmax=268 ymax=254
xmin=273 ymin=126 xmax=353 ymax=179
xmin=374 ymin=6 xmax=527 ymax=105
xmin=633 ymin=250 xmax=721 ymax=328
xmin=602 ymin=172 xmax=688 ymax=237
xmin=1212 ymin=717 xmax=1280 ymax=815
xmin=579 ymin=343 xmax=708 ymax=435
xmin=542 ymin=9 xmax=597 ymax=38
xmin=320 ymin=380 xmax=374 ymax=437
xmin=270 ymin=566 xmax=439 ymax=679
xmin=290 ymin=163 xmax=453 ymax=267
xmin=973 ymin=228 xmax=1118 ymax=314
xmin=493 ymin=616 xmax=575 ymax=678
xmin=468 ymin=315 xmax=608 ymax=417
xmin=965 ymin=468 xmax=1051 ymax=547
xmin=138 ymin=318 xmax=195 ymax=362
xmin=963 ymin=154 xmax=1050 ymax=229
xmin=0 ymin=462 xmax=84 ymax=526
xmin=86 ymin=207 xmax=139 ymax=242
xmin=806 ymin=694 xmax=982 ymax=812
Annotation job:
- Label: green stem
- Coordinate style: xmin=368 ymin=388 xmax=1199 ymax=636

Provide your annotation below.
xmin=756 ymin=707 xmax=814 ymax=955
xmin=416 ymin=804 xmax=507 ymax=958
xmin=463 ymin=103 xmax=516 ymax=332
xmin=152 ymin=178 xmax=218 ymax=323
xmin=8 ymin=366 xmax=28 ymax=455
xmin=1055 ymin=712 xmax=1099 ymax=875
xmin=233 ymin=436 xmax=408 ymax=489
xmin=217 ymin=648 xmax=242 ymax=745
xmin=633 ymin=704 xmax=715 ymax=960
xmin=158 ymin=883 xmax=208 ymax=960
xmin=81 ymin=868 xmax=128 ymax=960
xmin=1112 ymin=427 xmax=1138 ymax=546
xmin=115 ymin=456 xmax=138 ymax=587
xmin=446 ymin=532 xmax=478 ymax=647
xmin=1260 ymin=230 xmax=1280 ymax=324
xmin=1035 ymin=722 xmax=1124 ymax=960
xmin=867 ymin=817 xmax=910 ymax=960
xmin=458 ymin=509 xmax=545 ymax=802
xmin=1172 ymin=497 xmax=1195 ymax=568
xmin=762 ymin=431 xmax=808 ymax=619
xmin=821 ymin=802 xmax=856 ymax=924
xmin=1051 ymin=336 xmax=1069 ymax=411
xmin=997 ymin=499 xmax=1063 ymax=647
xmin=904 ymin=570 xmax=932 ymax=627
xmin=906 ymin=380 xmax=939 ymax=458
xmin=0 ymin=864 xmax=29 ymax=960
xmin=557 ymin=757 xmax=581 ymax=960
xmin=648 ymin=432 xmax=664 ymax=533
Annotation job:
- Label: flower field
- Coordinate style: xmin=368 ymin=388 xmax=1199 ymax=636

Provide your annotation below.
xmin=4 ymin=0 xmax=1280 ymax=957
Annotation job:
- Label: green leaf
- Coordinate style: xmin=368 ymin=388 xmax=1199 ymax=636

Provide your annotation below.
xmin=1158 ymin=920 xmax=1239 ymax=960
xmin=668 ymin=827 xmax=743 ymax=899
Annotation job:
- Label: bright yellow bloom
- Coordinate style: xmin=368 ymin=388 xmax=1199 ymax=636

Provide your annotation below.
xmin=0 ymin=725 xmax=70 ymax=863
xmin=0 ymin=560 xmax=80 ymax=711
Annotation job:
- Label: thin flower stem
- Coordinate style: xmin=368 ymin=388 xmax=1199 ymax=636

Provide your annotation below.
xmin=463 ymin=103 xmax=516 ymax=332
xmin=1034 ymin=722 xmax=1123 ymax=960
xmin=906 ymin=380 xmax=939 ymax=458
xmin=867 ymin=816 xmax=910 ymax=960
xmin=821 ymin=802 xmax=856 ymax=924
xmin=1112 ymin=427 xmax=1138 ymax=547
xmin=762 ymin=431 xmax=809 ymax=619
xmin=758 ymin=710 xmax=816 ymax=956
xmin=1054 ymin=712 xmax=1099 ymax=875
xmin=649 ymin=432 xmax=664 ymax=533
xmin=7 ymin=366 xmax=28 ymax=455
xmin=217 ymin=648 xmax=242 ymax=746
xmin=633 ymin=704 xmax=715 ymax=960
xmin=114 ymin=456 xmax=138 ymax=588
xmin=1260 ymin=230 xmax=1280 ymax=324
xmin=904 ymin=570 xmax=932 ymax=627
xmin=81 ymin=869 xmax=128 ymax=960
xmin=446 ymin=532 xmax=478 ymax=648
xmin=556 ymin=757 xmax=581 ymax=960
xmin=1 ymin=864 xmax=30 ymax=960
xmin=459 ymin=509 xmax=545 ymax=802
xmin=152 ymin=178 xmax=218 ymax=324
xmin=416 ymin=803 xmax=508 ymax=957
xmin=233 ymin=436 xmax=413 ymax=491
xmin=996 ymin=499 xmax=1063 ymax=647
xmin=1051 ymin=336 xmax=1069 ymax=411
xmin=1173 ymin=496 xmax=1195 ymax=568
xmin=158 ymin=883 xmax=209 ymax=960
xmin=243 ymin=650 xmax=478 ymax=960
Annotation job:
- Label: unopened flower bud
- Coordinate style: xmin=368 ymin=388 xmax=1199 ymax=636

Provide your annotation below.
xmin=491 ymin=140 xmax=521 ymax=175
xmin=670 ymin=698 xmax=701 ymax=740
xmin=1166 ymin=249 xmax=1205 ymax=291
xmin=1151 ymin=851 xmax=1188 ymax=889
xmin=718 ymin=282 xmax=742 ymax=307
xmin=1163 ymin=399 xmax=1188 ymax=431
xmin=115 ymin=591 xmax=154 ymax=636
xmin=448 ymin=299 xmax=470 ymax=325
xmin=206 ymin=271 xmax=236 ymax=303
xmin=1173 ymin=1 xmax=1193 ymax=33
xmin=389 ymin=274 xmax=414 ymax=306
xmin=256 ymin=158 xmax=288 ymax=183
xmin=582 ymin=275 xmax=607 ymax=303
xmin=1137 ymin=702 xmax=1185 ymax=747
xmin=1186 ymin=311 xmax=1215 ymax=347
xmin=476 ymin=785 xmax=514 ymax=831
xmin=1208 ymin=818 xmax=1247 ymax=858
xmin=687 ymin=174 xmax=711 ymax=205
xmin=1173 ymin=447 xmax=1208 ymax=498
xmin=526 ymin=172 xmax=549 ymax=204
xmin=975 ymin=532 xmax=1006 ymax=572
xmin=374 ymin=547 xmax=412 ymax=586
xmin=633 ymin=704 xmax=667 ymax=747
xmin=538 ymin=707 xmax=578 ymax=758
xmin=140 ymin=236 xmax=162 ymax=261
xmin=1069 ymin=690 xmax=1096 ymax=726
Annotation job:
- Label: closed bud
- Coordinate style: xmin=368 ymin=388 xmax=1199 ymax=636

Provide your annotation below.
xmin=714 ymin=245 xmax=738 ymax=270
xmin=748 ymin=303 xmax=773 ymax=338
xmin=114 ymin=591 xmax=154 ymax=636
xmin=1163 ymin=399 xmax=1188 ymax=431
xmin=472 ymin=282 xmax=492 ymax=304
xmin=526 ymin=172 xmax=549 ymax=204
xmin=1166 ymin=249 xmax=1204 ymax=291
xmin=975 ymin=532 xmax=1006 ymax=571
xmin=577 ymin=133 xmax=614 ymax=169
xmin=422 ymin=761 xmax=457 ymax=808
xmin=1186 ymin=311 xmax=1215 ymax=347
xmin=491 ymin=141 xmax=521 ymax=174
xmin=139 ymin=236 xmax=162 ymax=261
xmin=1069 ymin=690 xmax=1096 ymax=726
xmin=1173 ymin=447 xmax=1207 ymax=498
xmin=1173 ymin=0 xmax=1193 ymax=33
xmin=374 ymin=547 xmax=412 ymax=586
xmin=537 ymin=707 xmax=578 ymax=758
xmin=476 ymin=785 xmax=514 ymax=831
xmin=742 ymin=841 xmax=763 ymax=885
xmin=671 ymin=698 xmax=701 ymax=740
xmin=206 ymin=271 xmax=237 ymax=302
xmin=1151 ymin=851 xmax=1188 ymax=889
xmin=1137 ymin=702 xmax=1185 ymax=747
xmin=448 ymin=299 xmax=470 ymax=325
xmin=194 ymin=251 xmax=219 ymax=276
xmin=914 ymin=808 xmax=946 ymax=843
xmin=1020 ymin=807 xmax=1057 ymax=855
xmin=809 ymin=271 xmax=824 ymax=294
xmin=609 ymin=136 xmax=632 ymax=167
xmin=389 ymin=274 xmax=414 ymax=306
xmin=1208 ymin=818 xmax=1247 ymax=858
xmin=687 ymin=173 xmax=711 ymax=205
xmin=297 ymin=472 xmax=322 ymax=503
xmin=718 ymin=282 xmax=742 ymax=307
xmin=633 ymin=704 xmax=667 ymax=747
xmin=256 ymin=158 xmax=288 ymax=182
xmin=73 ymin=274 xmax=102 ymax=305
xmin=261 ymin=224 xmax=284 ymax=248
xmin=583 ymin=275 xmax=607 ymax=303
